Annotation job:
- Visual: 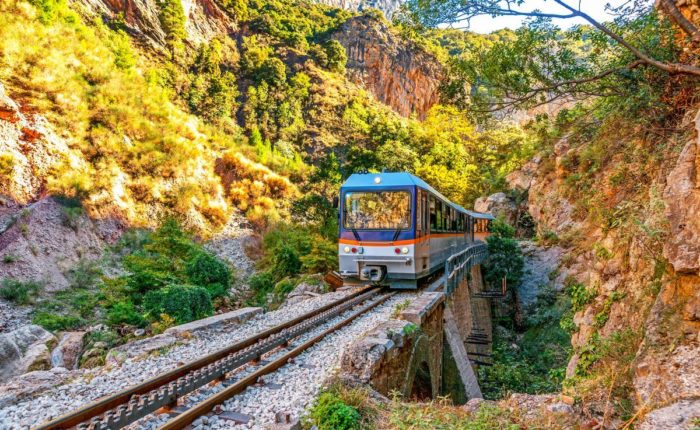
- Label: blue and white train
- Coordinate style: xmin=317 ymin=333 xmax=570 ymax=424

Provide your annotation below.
xmin=338 ymin=172 xmax=494 ymax=289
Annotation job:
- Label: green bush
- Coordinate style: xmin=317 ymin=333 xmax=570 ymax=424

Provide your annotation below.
xmin=568 ymin=282 xmax=596 ymax=312
xmin=122 ymin=219 xmax=200 ymax=296
xmin=272 ymin=278 xmax=296 ymax=300
xmin=248 ymin=271 xmax=275 ymax=305
xmin=106 ymin=300 xmax=145 ymax=327
xmin=185 ymin=252 xmax=232 ymax=298
xmin=483 ymin=235 xmax=523 ymax=288
xmin=309 ymin=391 xmax=361 ymax=430
xmin=33 ymin=311 xmax=83 ymax=331
xmin=143 ymin=284 xmax=213 ymax=324
xmin=0 ymin=279 xmax=42 ymax=305
xmin=490 ymin=217 xmax=515 ymax=238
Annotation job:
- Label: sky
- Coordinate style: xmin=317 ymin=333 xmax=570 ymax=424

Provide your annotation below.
xmin=464 ymin=0 xmax=632 ymax=34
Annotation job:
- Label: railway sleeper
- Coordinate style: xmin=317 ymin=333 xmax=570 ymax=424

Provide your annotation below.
xmin=67 ymin=288 xmax=384 ymax=430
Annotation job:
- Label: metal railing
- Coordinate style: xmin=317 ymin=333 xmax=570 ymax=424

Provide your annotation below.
xmin=443 ymin=242 xmax=488 ymax=296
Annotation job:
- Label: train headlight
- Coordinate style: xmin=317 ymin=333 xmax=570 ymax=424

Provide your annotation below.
xmin=357 ymin=246 xmax=364 ymax=254
xmin=401 ymin=247 xmax=409 ymax=254
xmin=343 ymin=246 xmax=351 ymax=253
xmin=394 ymin=247 xmax=401 ymax=254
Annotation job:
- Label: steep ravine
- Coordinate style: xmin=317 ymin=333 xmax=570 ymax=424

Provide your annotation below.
xmin=497 ymin=110 xmax=700 ymax=426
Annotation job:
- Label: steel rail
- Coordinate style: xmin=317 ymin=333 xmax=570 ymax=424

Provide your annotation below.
xmin=158 ymin=291 xmax=396 ymax=430
xmin=34 ymin=286 xmax=377 ymax=430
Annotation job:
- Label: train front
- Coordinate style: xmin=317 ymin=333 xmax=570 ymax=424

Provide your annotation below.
xmin=338 ymin=173 xmax=418 ymax=288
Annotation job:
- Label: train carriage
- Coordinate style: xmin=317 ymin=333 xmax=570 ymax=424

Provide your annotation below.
xmin=337 ymin=172 xmax=494 ymax=289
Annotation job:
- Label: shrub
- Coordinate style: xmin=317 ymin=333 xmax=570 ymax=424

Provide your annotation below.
xmin=0 ymin=153 xmax=14 ymax=177
xmin=324 ymin=40 xmax=347 ymax=73
xmin=272 ymin=278 xmax=296 ymax=300
xmin=484 ymin=235 xmax=524 ymax=288
xmin=33 ymin=312 xmax=83 ymax=331
xmin=67 ymin=259 xmax=102 ymax=289
xmin=106 ymin=300 xmax=145 ymax=327
xmin=248 ymin=271 xmax=275 ymax=305
xmin=490 ymin=217 xmax=515 ymax=238
xmin=300 ymin=237 xmax=338 ymax=274
xmin=185 ymin=252 xmax=232 ymax=298
xmin=309 ymin=391 xmax=361 ymax=430
xmin=2 ymin=254 xmax=19 ymax=263
xmin=0 ymin=279 xmax=42 ymax=305
xmin=568 ymin=282 xmax=596 ymax=312
xmin=143 ymin=284 xmax=213 ymax=324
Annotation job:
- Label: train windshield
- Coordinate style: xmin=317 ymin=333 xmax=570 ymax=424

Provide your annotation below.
xmin=343 ymin=191 xmax=411 ymax=230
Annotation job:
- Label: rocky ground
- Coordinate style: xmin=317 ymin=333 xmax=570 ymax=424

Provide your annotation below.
xmin=0 ymin=289 xmax=411 ymax=429
xmin=0 ymin=299 xmax=30 ymax=333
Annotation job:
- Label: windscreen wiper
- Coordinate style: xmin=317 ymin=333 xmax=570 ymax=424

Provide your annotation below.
xmin=351 ymin=227 xmax=361 ymax=242
xmin=392 ymin=227 xmax=401 ymax=242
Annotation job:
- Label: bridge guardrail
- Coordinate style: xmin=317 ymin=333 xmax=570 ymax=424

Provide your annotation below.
xmin=443 ymin=242 xmax=489 ymax=296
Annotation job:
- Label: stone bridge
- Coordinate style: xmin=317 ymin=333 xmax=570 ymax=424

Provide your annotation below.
xmin=340 ymin=263 xmax=494 ymax=403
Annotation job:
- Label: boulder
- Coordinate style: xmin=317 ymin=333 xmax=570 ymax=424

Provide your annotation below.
xmin=0 ymin=367 xmax=73 ymax=408
xmin=638 ymin=399 xmax=700 ymax=430
xmin=474 ymin=192 xmax=518 ymax=226
xmin=283 ymin=278 xmax=327 ymax=306
xmin=50 ymin=331 xmax=85 ymax=370
xmin=506 ymin=156 xmax=541 ymax=191
xmin=0 ymin=325 xmax=57 ymax=382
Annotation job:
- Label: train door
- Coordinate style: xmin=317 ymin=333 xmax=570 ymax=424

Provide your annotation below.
xmin=416 ymin=189 xmax=429 ymax=275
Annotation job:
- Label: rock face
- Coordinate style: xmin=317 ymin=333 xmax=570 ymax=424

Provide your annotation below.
xmin=331 ymin=15 xmax=443 ymax=119
xmin=50 ymin=332 xmax=86 ymax=370
xmin=0 ymin=197 xmax=119 ymax=292
xmin=517 ymin=242 xmax=565 ymax=308
xmin=662 ymin=110 xmax=700 ymax=274
xmin=315 ymin=0 xmax=403 ymax=18
xmin=0 ymin=83 xmax=83 ymax=204
xmin=507 ymin=106 xmax=700 ymax=418
xmin=474 ymin=192 xmax=518 ymax=225
xmin=77 ymin=0 xmax=235 ymax=47
xmin=0 ymin=325 xmax=57 ymax=383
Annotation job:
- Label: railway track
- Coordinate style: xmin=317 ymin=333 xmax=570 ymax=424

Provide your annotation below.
xmin=34 ymin=287 xmax=394 ymax=430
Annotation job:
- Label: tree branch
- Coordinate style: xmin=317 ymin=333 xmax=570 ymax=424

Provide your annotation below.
xmin=472 ymin=61 xmax=645 ymax=112
xmin=552 ymin=0 xmax=700 ymax=76
xmin=659 ymin=0 xmax=700 ymax=43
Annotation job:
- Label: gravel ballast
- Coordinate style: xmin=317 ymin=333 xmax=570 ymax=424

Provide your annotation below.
xmin=0 ymin=289 xmax=412 ymax=430
xmin=0 ymin=289 xmax=355 ymax=428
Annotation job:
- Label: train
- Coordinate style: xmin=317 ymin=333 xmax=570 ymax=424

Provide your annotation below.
xmin=337 ymin=172 xmax=494 ymax=289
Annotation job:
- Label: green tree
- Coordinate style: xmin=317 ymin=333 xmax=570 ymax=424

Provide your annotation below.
xmin=157 ymin=0 xmax=186 ymax=56
xmin=403 ymin=0 xmax=694 ymax=114
xmin=324 ymin=40 xmax=347 ymax=73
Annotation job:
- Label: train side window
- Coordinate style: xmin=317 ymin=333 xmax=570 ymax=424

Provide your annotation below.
xmin=416 ymin=190 xmax=423 ymax=236
xmin=423 ymin=193 xmax=429 ymax=232
xmin=429 ymin=196 xmax=436 ymax=231
xmin=443 ymin=204 xmax=449 ymax=232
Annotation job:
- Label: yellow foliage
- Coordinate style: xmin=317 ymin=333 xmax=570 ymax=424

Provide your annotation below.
xmin=0 ymin=0 xmax=299 ymax=235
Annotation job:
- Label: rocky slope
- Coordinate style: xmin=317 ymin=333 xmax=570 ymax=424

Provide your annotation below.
xmin=496 ymin=109 xmax=700 ymax=424
xmin=74 ymin=0 xmax=235 ymax=47
xmin=331 ymin=15 xmax=443 ymax=119
xmin=316 ymin=0 xmax=403 ymax=19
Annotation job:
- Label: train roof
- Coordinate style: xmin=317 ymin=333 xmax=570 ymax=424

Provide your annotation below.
xmin=341 ymin=172 xmax=471 ymax=214
xmin=466 ymin=210 xmax=496 ymax=220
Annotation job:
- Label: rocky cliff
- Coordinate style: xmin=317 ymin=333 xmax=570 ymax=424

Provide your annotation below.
xmin=331 ymin=15 xmax=443 ymax=119
xmin=498 ymin=107 xmax=700 ymax=424
xmin=74 ymin=0 xmax=235 ymax=47
xmin=315 ymin=0 xmax=403 ymax=18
